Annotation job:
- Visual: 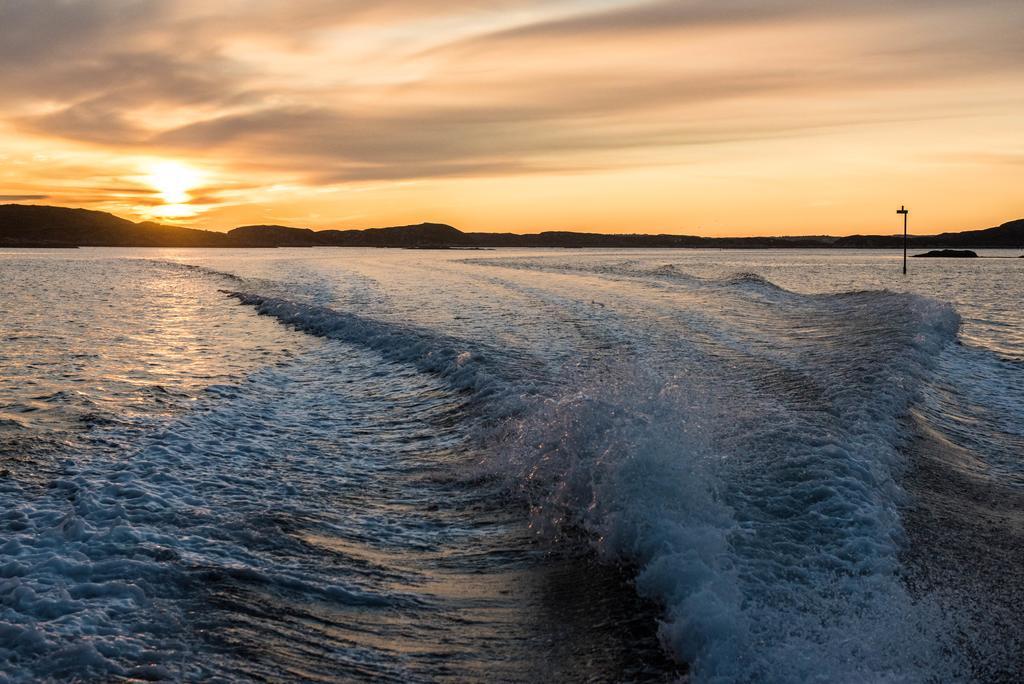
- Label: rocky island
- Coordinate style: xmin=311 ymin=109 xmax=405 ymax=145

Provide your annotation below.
xmin=913 ymin=249 xmax=978 ymax=258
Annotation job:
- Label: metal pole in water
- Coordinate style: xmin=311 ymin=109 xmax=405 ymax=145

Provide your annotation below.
xmin=897 ymin=205 xmax=909 ymax=274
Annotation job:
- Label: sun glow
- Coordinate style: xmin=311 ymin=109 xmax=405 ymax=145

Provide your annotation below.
xmin=143 ymin=161 xmax=204 ymax=218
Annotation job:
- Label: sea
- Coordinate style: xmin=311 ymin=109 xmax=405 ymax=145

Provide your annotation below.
xmin=0 ymin=247 xmax=1021 ymax=683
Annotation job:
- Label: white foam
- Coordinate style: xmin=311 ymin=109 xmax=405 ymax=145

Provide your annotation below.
xmin=226 ymin=291 xmax=540 ymax=416
xmin=490 ymin=290 xmax=966 ymax=681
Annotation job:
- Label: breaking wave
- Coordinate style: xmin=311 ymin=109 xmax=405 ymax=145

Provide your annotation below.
xmin=226 ymin=276 xmax=969 ymax=681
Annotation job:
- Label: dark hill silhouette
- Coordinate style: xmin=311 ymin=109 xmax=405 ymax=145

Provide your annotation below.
xmin=466 ymin=231 xmax=844 ymax=249
xmin=317 ymin=223 xmax=472 ymax=247
xmin=0 ymin=204 xmax=232 ymax=247
xmin=227 ymin=225 xmax=323 ymax=247
xmin=1 ymin=204 xmax=1022 ymax=250
xmin=931 ymin=219 xmax=1024 ymax=248
xmin=225 ymin=222 xmax=473 ymax=248
xmin=833 ymin=219 xmax=1024 ymax=249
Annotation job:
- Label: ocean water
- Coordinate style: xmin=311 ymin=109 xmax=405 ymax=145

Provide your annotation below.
xmin=0 ymin=247 xmax=1021 ymax=682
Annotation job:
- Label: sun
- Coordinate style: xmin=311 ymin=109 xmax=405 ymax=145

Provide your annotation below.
xmin=145 ymin=161 xmax=203 ymax=205
xmin=142 ymin=161 xmax=205 ymax=219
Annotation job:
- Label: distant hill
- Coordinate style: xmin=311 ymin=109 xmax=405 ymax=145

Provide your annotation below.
xmin=0 ymin=204 xmax=232 ymax=247
xmin=227 ymin=225 xmax=323 ymax=247
xmin=1 ymin=204 xmax=1022 ymax=249
xmin=229 ymin=222 xmax=474 ymax=248
xmin=833 ymin=219 xmax=1024 ymax=249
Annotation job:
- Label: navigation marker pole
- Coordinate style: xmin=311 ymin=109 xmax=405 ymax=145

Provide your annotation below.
xmin=897 ymin=205 xmax=909 ymax=274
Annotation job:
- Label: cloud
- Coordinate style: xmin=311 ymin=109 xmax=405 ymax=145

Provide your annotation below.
xmin=1 ymin=0 xmax=1023 ymax=217
xmin=0 ymin=195 xmax=50 ymax=201
xmin=444 ymin=0 xmax=1024 ymax=43
xmin=0 ymin=0 xmax=164 ymax=64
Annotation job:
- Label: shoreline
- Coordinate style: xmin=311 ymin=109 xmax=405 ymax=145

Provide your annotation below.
xmin=2 ymin=243 xmax=1022 ymax=252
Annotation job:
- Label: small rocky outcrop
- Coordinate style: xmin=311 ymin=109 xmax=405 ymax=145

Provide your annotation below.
xmin=912 ymin=249 xmax=978 ymax=258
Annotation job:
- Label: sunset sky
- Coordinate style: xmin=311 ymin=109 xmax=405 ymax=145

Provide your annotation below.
xmin=1 ymin=0 xmax=1022 ymax=235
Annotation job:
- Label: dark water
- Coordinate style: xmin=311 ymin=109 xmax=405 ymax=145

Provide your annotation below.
xmin=0 ymin=247 xmax=1020 ymax=682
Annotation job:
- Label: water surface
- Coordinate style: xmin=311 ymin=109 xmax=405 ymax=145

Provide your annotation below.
xmin=1 ymin=247 xmax=1021 ymax=681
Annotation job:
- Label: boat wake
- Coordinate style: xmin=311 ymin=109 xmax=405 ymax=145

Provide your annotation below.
xmin=223 ymin=263 xmax=977 ymax=681
xmin=3 ymin=252 xmax=1021 ymax=682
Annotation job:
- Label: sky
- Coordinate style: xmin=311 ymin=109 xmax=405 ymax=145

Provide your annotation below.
xmin=1 ymin=0 xmax=1022 ymax=235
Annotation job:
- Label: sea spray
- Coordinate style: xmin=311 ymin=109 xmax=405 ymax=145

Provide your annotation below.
xmin=492 ymin=355 xmax=966 ymax=681
xmin=490 ymin=366 xmax=742 ymax=670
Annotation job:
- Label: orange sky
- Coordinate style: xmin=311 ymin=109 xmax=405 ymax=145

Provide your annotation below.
xmin=1 ymin=0 xmax=1022 ymax=235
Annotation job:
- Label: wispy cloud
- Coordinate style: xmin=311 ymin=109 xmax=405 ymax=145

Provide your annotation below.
xmin=1 ymin=0 xmax=1022 ymax=232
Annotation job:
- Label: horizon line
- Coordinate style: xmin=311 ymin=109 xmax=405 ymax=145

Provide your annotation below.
xmin=3 ymin=202 xmax=1020 ymax=241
